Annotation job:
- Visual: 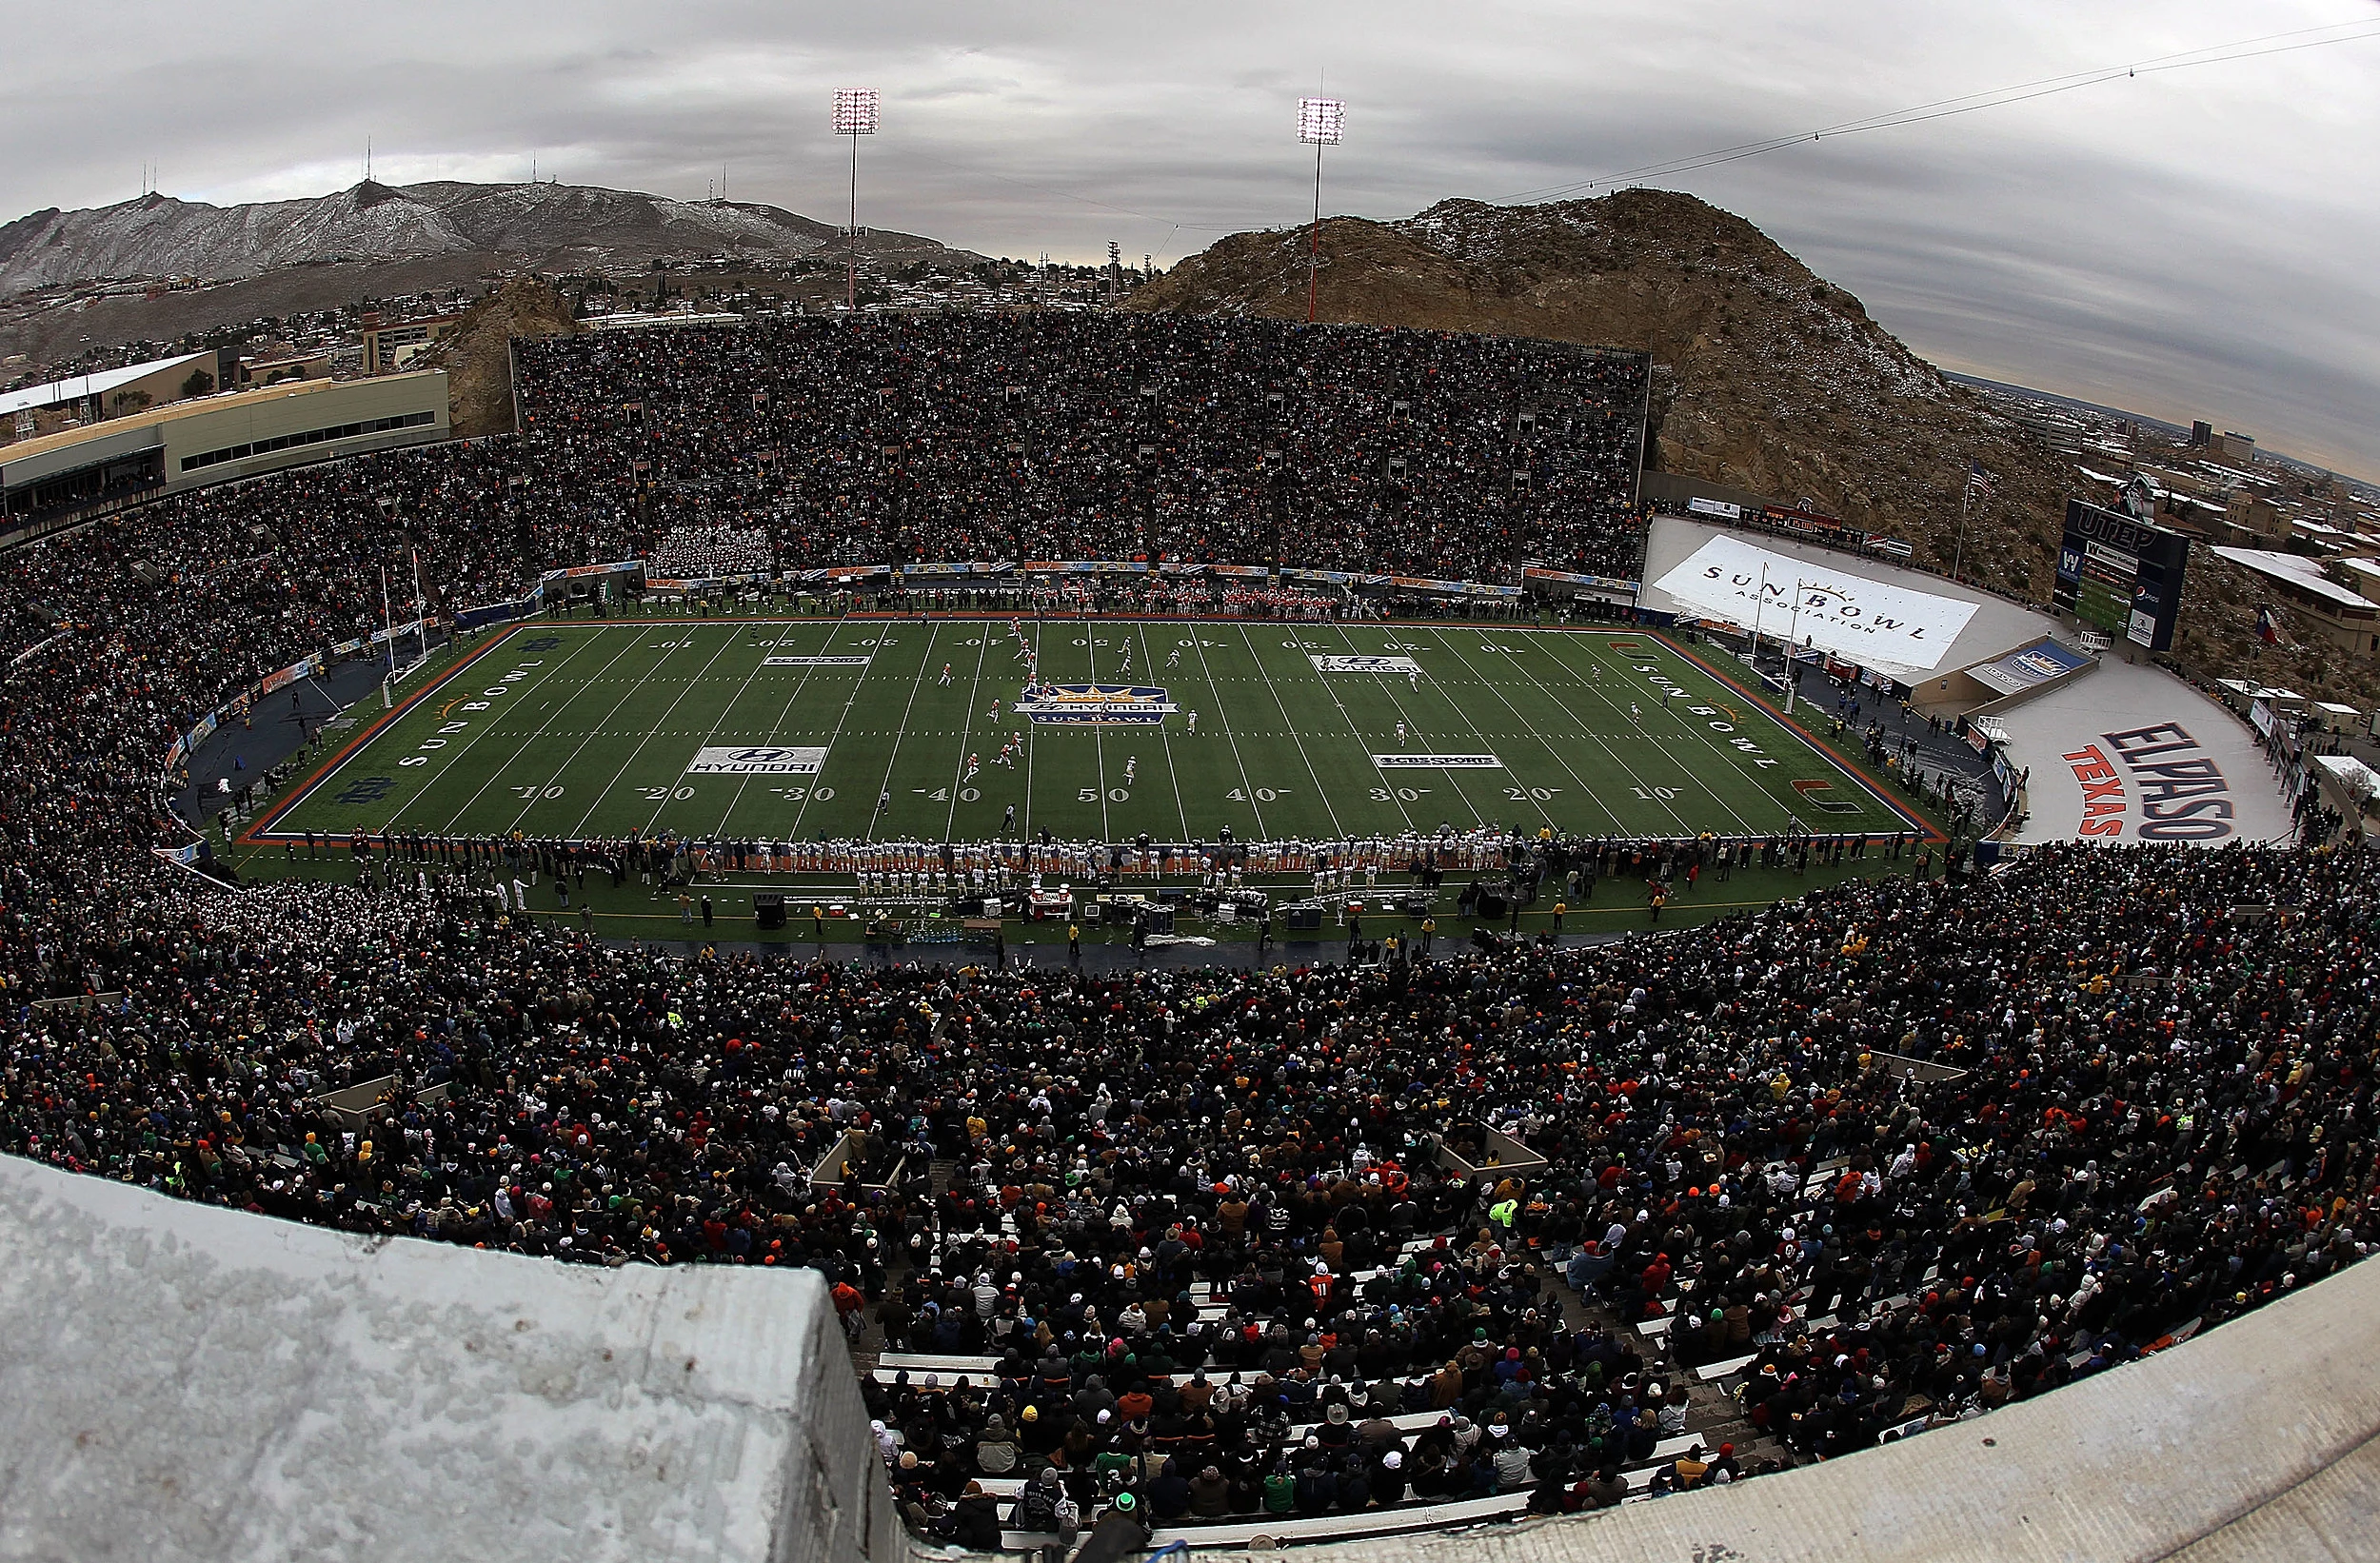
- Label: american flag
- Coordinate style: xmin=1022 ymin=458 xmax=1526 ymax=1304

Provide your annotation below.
xmin=1965 ymin=462 xmax=1996 ymax=501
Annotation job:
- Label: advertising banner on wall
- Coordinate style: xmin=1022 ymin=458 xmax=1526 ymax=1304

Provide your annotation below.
xmin=1650 ymin=535 xmax=1979 ymax=675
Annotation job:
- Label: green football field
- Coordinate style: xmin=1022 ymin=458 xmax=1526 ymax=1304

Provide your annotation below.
xmin=247 ymin=616 xmax=1929 ymax=850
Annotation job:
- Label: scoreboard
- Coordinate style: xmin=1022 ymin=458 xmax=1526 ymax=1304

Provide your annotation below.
xmin=2054 ymin=498 xmax=2190 ymax=652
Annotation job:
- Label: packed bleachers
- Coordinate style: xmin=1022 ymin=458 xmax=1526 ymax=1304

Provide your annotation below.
xmin=645 ymin=523 xmax=774 ymax=580
xmin=2 ymin=789 xmax=2375 ymax=1543
xmin=516 ymin=315 xmax=1651 ymax=581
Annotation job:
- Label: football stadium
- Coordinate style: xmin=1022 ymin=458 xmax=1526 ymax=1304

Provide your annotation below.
xmin=5 ymin=33 xmax=2379 ymax=1563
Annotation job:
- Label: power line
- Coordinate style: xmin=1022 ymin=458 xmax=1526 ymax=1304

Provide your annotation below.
xmin=1499 ymin=18 xmax=2380 ymax=204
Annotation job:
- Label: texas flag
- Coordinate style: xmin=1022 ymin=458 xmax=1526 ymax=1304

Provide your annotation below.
xmin=2257 ymin=606 xmax=2278 ymax=644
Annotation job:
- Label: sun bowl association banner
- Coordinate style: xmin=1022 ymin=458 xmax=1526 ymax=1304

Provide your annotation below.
xmin=1652 ymin=535 xmax=1978 ymax=676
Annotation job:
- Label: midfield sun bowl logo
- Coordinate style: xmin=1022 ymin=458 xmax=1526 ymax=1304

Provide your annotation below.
xmin=1018 ymin=683 xmax=1180 ymax=725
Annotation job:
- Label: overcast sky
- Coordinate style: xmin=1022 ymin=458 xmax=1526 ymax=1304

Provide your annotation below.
xmin=8 ymin=1 xmax=2375 ymax=476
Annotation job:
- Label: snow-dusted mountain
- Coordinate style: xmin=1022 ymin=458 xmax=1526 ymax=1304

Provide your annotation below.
xmin=0 ymin=179 xmax=962 ymax=296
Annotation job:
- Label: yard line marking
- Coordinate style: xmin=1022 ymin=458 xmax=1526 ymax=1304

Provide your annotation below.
xmin=562 ymin=618 xmax=747 ymax=841
xmin=1443 ymin=628 xmax=1710 ymax=834
xmin=1133 ymin=623 xmax=1194 ymax=841
xmin=1326 ymin=622 xmax=1529 ymax=832
xmin=1530 ymin=634 xmax=1758 ymax=833
xmin=1428 ymin=628 xmax=1663 ymax=833
xmin=1022 ymin=623 xmax=1041 ymax=841
xmin=1401 ymin=628 xmax=1561 ymax=830
xmin=556 ymin=623 xmax=748 ymax=839
xmin=627 ymin=621 xmax=788 ymax=838
xmin=1640 ymin=636 xmax=1907 ymax=829
xmin=707 ymin=619 xmax=854 ymax=840
xmin=1236 ymin=625 xmax=1344 ymax=839
xmin=944 ymin=620 xmax=996 ymax=840
xmin=860 ymin=621 xmax=942 ymax=843
xmin=435 ymin=625 xmax=659 ymax=836
xmin=788 ymin=618 xmax=895 ymax=841
xmin=1304 ymin=626 xmax=1418 ymax=834
xmin=1085 ymin=630 xmax=1111 ymax=841
xmin=1187 ymin=626 xmax=1267 ymax=838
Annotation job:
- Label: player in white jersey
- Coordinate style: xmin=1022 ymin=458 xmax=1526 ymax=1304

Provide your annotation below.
xmin=1396 ymin=722 xmax=1407 ymax=747
xmin=1185 ymin=709 xmax=1198 ymax=734
xmin=1123 ymin=755 xmax=1138 ymax=784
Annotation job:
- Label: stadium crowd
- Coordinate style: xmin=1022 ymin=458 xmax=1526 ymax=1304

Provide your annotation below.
xmin=5 ymin=802 xmax=2376 ymax=1533
xmin=645 ymin=524 xmax=775 ymax=581
xmin=517 ymin=315 xmax=1650 ymax=582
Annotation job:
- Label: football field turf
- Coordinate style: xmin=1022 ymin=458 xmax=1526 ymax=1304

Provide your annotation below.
xmin=247 ymin=617 xmax=1931 ymax=850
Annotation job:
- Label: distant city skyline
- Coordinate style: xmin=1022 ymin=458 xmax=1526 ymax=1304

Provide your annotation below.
xmin=5 ymin=0 xmax=2375 ymax=478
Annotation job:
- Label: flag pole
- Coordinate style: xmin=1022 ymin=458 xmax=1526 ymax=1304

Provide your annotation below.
xmin=1750 ymin=562 xmax=1768 ymax=667
xmin=381 ymin=564 xmax=396 ymax=708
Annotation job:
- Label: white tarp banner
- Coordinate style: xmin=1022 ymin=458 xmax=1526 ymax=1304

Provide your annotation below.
xmin=1652 ymin=535 xmax=1978 ymax=675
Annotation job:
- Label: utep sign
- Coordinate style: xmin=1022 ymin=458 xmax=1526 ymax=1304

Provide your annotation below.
xmin=1651 ymin=535 xmax=1978 ymax=674
xmin=2062 ymin=723 xmax=2235 ymax=841
xmin=1019 ymin=683 xmax=1178 ymax=725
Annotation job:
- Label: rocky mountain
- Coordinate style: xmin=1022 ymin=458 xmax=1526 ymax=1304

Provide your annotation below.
xmin=0 ymin=178 xmax=968 ymax=297
xmin=415 ymin=274 xmax=580 ymax=440
xmin=1129 ymin=192 xmax=2373 ymax=702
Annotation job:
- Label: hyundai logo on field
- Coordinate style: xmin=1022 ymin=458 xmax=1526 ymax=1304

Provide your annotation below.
xmin=684 ymin=745 xmax=828 ymax=774
xmin=1312 ymin=655 xmax=1422 ymax=674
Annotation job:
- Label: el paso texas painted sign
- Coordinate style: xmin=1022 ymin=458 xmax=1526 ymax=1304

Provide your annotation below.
xmin=2061 ymin=722 xmax=2238 ymax=841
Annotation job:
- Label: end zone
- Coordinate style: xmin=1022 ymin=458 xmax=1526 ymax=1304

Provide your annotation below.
xmin=236 ymin=624 xmax=534 ymax=845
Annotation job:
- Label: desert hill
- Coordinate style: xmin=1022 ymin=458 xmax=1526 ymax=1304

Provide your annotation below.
xmin=0 ymin=178 xmax=971 ymax=297
xmin=1130 ymin=191 xmax=2371 ymax=702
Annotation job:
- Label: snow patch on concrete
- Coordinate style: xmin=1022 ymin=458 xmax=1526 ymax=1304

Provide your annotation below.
xmin=0 ymin=1157 xmax=848 ymax=1563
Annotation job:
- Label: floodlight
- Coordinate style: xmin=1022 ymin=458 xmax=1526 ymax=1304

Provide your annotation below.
xmin=1297 ymin=98 xmax=1346 ymax=321
xmin=833 ymin=89 xmax=881 ymax=313
xmin=834 ymin=89 xmax=881 ymax=136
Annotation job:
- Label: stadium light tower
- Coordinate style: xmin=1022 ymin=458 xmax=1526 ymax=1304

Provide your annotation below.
xmin=833 ymin=88 xmax=881 ymax=314
xmin=1297 ymin=96 xmax=1344 ymax=324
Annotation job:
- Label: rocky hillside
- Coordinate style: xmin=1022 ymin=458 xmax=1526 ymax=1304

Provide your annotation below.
xmin=412 ymin=275 xmax=579 ymax=439
xmin=0 ymin=178 xmax=973 ymax=296
xmin=1130 ymin=192 xmax=2376 ymax=702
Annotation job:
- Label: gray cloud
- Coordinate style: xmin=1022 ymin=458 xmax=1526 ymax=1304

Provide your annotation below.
xmin=5 ymin=0 xmax=2374 ymax=474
